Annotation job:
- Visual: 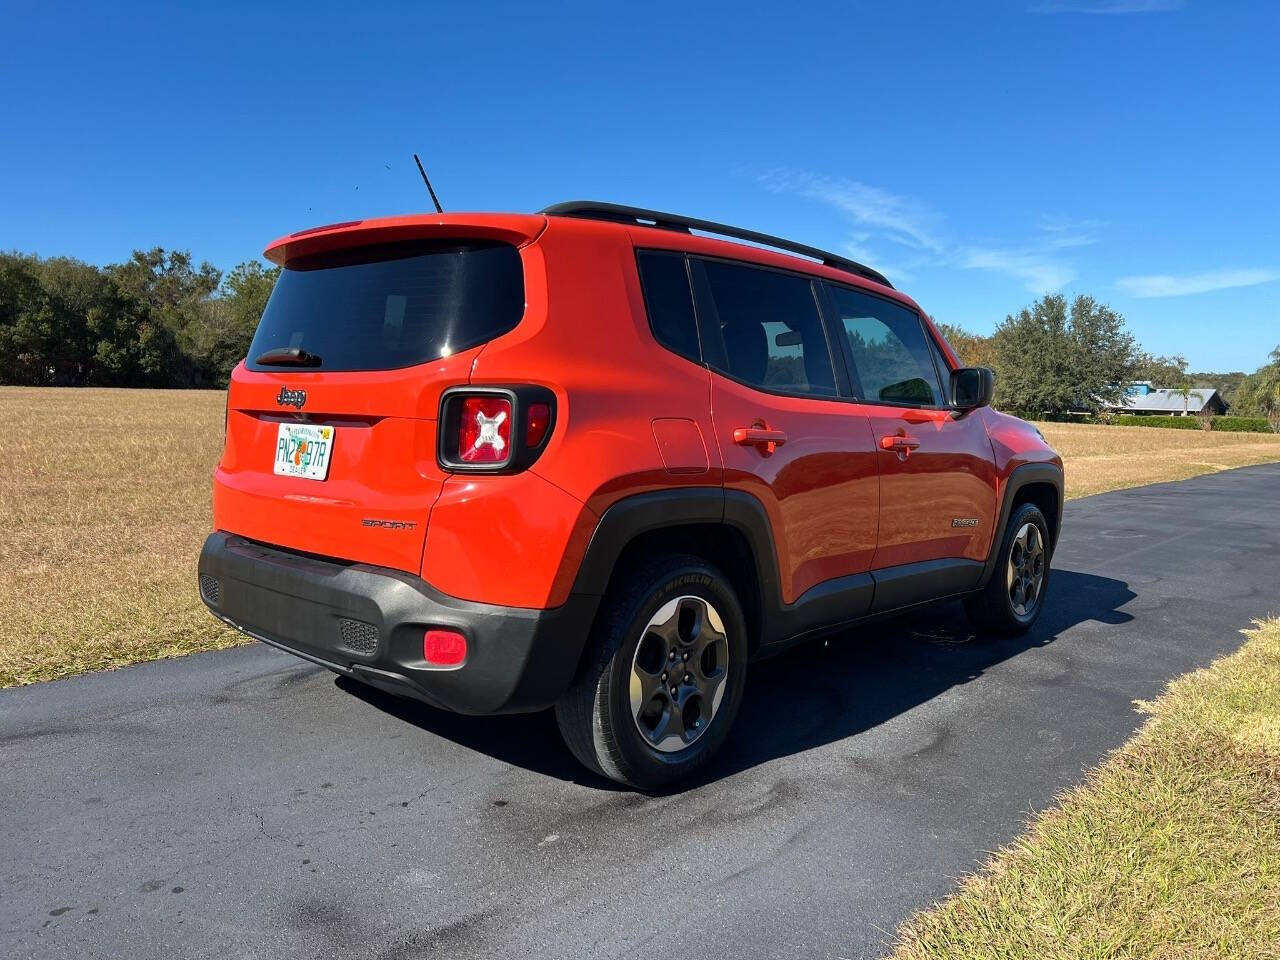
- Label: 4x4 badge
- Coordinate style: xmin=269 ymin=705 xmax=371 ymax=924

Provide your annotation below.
xmin=276 ymin=387 xmax=306 ymax=409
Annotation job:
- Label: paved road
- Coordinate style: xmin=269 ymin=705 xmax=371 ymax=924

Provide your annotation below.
xmin=5 ymin=464 xmax=1280 ymax=960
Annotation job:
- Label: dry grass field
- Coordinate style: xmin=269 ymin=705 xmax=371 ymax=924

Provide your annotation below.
xmin=0 ymin=387 xmax=240 ymax=686
xmin=1037 ymin=420 xmax=1280 ymax=500
xmin=2 ymin=388 xmax=1280 ymax=687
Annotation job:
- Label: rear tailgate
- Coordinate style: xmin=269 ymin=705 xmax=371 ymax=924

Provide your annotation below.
xmin=213 ymin=216 xmax=543 ymax=575
xmin=217 ymin=355 xmax=478 ymax=573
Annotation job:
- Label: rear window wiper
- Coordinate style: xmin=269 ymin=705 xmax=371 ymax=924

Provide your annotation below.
xmin=254 ymin=347 xmax=322 ymax=367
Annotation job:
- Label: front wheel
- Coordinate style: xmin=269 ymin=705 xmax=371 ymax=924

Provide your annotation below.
xmin=554 ymin=554 xmax=748 ymax=790
xmin=963 ymin=502 xmax=1051 ymax=636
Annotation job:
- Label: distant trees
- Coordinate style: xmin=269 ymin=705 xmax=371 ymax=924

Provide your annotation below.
xmin=1234 ymin=346 xmax=1280 ymax=421
xmin=0 ymin=254 xmax=105 ymax=385
xmin=1132 ymin=352 xmax=1190 ymax=389
xmin=0 ymin=249 xmax=279 ymax=388
xmin=937 ymin=293 xmax=1278 ymax=424
xmin=934 ymin=321 xmax=996 ymax=369
xmin=987 ymin=294 xmax=1140 ymax=417
xmin=1132 ymin=352 xmax=1194 ymax=412
xmin=940 ymin=300 xmax=1150 ymax=416
xmin=6 ymin=243 xmax=1274 ymax=426
xmin=1189 ymin=370 xmax=1248 ymax=409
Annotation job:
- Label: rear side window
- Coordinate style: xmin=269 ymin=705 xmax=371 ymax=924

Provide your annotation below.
xmin=827 ymin=284 xmax=943 ymax=406
xmin=247 ymin=241 xmax=524 ymax=372
xmin=636 ymin=251 xmax=701 ymax=363
xmin=693 ymin=259 xmax=836 ymax=397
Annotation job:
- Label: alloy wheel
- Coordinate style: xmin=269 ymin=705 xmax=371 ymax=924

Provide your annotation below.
xmin=628 ymin=595 xmax=730 ymax=753
xmin=1006 ymin=521 xmax=1046 ymax=619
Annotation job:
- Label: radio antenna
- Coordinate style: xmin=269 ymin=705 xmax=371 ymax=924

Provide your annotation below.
xmin=413 ymin=154 xmax=444 ymax=214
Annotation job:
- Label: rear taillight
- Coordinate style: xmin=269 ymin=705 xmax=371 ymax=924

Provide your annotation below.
xmin=457 ymin=396 xmax=512 ymax=464
xmin=438 ymin=387 xmax=556 ymax=473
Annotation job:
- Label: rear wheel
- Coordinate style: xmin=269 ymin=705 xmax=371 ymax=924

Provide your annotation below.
xmin=555 ymin=554 xmax=748 ymax=790
xmin=963 ymin=502 xmax=1051 ymax=636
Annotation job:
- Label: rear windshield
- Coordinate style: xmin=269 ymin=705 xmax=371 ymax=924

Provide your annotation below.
xmin=246 ymin=241 xmax=524 ymax=372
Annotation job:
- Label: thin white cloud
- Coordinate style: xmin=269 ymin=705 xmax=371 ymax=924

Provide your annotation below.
xmin=842 ymin=238 xmax=920 ymax=285
xmin=762 ymin=169 xmax=1082 ymax=294
xmin=1116 ymin=268 xmax=1280 ymax=298
xmin=1038 ymin=216 xmax=1104 ymax=249
xmin=759 ymin=171 xmax=944 ymax=255
xmin=961 ymin=246 xmax=1077 ymax=293
xmin=1030 ymin=0 xmax=1184 ymax=13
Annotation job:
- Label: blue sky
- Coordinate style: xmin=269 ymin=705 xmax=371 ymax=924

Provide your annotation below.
xmin=2 ymin=0 xmax=1276 ymax=372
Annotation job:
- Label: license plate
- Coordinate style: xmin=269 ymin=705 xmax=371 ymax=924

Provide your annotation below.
xmin=273 ymin=423 xmax=336 ymax=481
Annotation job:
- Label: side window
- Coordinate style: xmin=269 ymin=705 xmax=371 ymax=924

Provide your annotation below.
xmin=827 ymin=285 xmax=944 ymax=406
xmin=636 ymin=251 xmax=701 ymax=364
xmin=693 ymin=258 xmax=836 ymax=397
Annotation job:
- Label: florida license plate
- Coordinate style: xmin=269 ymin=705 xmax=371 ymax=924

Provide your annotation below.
xmin=273 ymin=423 xmax=335 ymax=481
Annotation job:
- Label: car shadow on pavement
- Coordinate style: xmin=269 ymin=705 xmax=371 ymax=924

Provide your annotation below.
xmin=336 ymin=568 xmax=1135 ymax=790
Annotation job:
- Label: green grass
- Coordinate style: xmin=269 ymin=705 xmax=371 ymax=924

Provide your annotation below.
xmin=890 ymin=618 xmax=1280 ymax=960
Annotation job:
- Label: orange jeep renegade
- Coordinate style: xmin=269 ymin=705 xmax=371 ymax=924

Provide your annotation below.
xmin=199 ymin=202 xmax=1063 ymax=789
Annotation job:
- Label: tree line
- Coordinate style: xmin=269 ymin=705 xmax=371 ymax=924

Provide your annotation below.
xmin=0 ymin=249 xmax=277 ymax=388
xmin=937 ymin=294 xmax=1280 ymax=421
xmin=2 ymin=248 xmax=1278 ymax=421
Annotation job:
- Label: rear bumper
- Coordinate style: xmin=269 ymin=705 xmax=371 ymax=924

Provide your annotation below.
xmin=197 ymin=532 xmax=598 ymax=715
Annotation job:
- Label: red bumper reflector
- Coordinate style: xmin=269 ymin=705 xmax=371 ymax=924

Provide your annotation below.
xmin=423 ymin=629 xmax=467 ymax=666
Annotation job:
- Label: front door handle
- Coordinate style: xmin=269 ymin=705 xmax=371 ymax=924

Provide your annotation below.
xmin=734 ymin=426 xmax=787 ymax=455
xmin=880 ymin=434 xmax=921 ymax=458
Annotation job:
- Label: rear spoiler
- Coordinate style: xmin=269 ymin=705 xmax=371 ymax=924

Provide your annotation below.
xmin=263 ymin=213 xmax=547 ymax=266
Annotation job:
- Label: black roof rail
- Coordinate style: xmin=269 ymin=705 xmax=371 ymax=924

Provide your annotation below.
xmin=539 ymin=201 xmax=892 ymax=289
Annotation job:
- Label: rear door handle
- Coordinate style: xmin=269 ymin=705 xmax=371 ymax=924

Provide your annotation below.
xmin=734 ymin=426 xmax=787 ymax=455
xmin=880 ymin=434 xmax=921 ymax=457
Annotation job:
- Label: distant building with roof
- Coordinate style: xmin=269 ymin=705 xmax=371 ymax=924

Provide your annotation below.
xmin=1103 ymin=381 xmax=1229 ymax=416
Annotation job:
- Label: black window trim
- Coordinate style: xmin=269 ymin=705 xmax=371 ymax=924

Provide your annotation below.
xmin=633 ymin=248 xmax=706 ymax=367
xmin=629 ymin=244 xmax=959 ymax=412
xmin=922 ymin=320 xmax=956 ymax=406
xmin=821 ymin=279 xmax=951 ymax=411
xmin=685 ymin=253 xmax=850 ymax=404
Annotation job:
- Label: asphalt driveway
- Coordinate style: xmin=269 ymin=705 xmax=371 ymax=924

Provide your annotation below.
xmin=4 ymin=463 xmax=1279 ymax=960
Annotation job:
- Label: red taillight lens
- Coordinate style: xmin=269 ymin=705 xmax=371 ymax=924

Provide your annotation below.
xmin=440 ymin=388 xmax=553 ymax=471
xmin=423 ymin=629 xmax=467 ymax=666
xmin=525 ymin=402 xmax=551 ymax=448
xmin=457 ymin=396 xmax=512 ymax=464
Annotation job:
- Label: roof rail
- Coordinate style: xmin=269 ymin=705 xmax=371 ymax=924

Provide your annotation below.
xmin=539 ymin=201 xmax=892 ymax=288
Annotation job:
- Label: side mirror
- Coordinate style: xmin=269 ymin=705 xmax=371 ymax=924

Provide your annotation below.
xmin=951 ymin=366 xmax=994 ymax=410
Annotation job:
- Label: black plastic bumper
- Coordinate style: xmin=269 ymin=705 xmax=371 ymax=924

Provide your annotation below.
xmin=197 ymin=532 xmax=599 ymax=715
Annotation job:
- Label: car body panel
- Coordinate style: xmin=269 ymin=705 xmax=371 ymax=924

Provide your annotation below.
xmin=710 ymin=372 xmax=879 ymax=605
xmin=863 ymin=405 xmax=999 ymax=569
xmin=215 ymin=350 xmax=485 ymax=573
xmin=457 ymin=218 xmax=725 ymax=606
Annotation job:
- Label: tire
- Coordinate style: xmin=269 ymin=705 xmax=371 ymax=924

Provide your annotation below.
xmin=963 ymin=502 xmax=1052 ymax=636
xmin=554 ymin=553 xmax=748 ymax=790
